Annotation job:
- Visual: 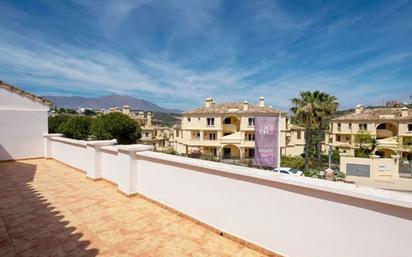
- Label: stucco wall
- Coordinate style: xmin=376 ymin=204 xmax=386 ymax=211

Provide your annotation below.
xmin=49 ymin=137 xmax=89 ymax=171
xmin=0 ymin=88 xmax=48 ymax=160
xmin=340 ymin=156 xmax=399 ymax=179
xmin=43 ymin=135 xmax=412 ymax=257
xmin=101 ymin=147 xmax=120 ymax=184
xmin=136 ymin=151 xmax=412 ymax=257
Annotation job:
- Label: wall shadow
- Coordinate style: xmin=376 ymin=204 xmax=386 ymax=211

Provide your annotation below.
xmin=0 ymin=160 xmax=99 ymax=256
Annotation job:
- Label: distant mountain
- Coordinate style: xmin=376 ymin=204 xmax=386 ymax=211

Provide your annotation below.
xmin=42 ymin=95 xmax=181 ymax=113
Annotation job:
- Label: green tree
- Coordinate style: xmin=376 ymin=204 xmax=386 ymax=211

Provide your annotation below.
xmin=354 ymin=131 xmax=375 ymax=157
xmin=313 ymin=92 xmax=338 ymax=166
xmin=58 ymin=116 xmax=92 ymax=140
xmin=48 ymin=114 xmax=70 ymax=133
xmin=281 ymin=156 xmax=305 ymax=169
xmin=90 ymin=113 xmax=141 ymax=144
xmin=291 ymin=91 xmax=339 ymax=169
xmin=355 ymin=131 xmax=373 ymax=146
xmin=83 ymin=109 xmax=96 ymax=116
xmin=291 ymin=91 xmax=319 ymax=170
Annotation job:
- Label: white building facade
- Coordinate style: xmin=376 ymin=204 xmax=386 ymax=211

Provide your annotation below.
xmin=0 ymin=81 xmax=51 ymax=160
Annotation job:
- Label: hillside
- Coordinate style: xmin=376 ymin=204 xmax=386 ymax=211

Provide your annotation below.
xmin=43 ymin=95 xmax=181 ymax=113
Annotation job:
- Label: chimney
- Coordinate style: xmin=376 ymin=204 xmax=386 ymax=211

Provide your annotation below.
xmin=355 ymin=104 xmax=364 ymax=114
xmin=147 ymin=112 xmax=152 ymax=127
xmin=205 ymin=97 xmax=212 ymax=108
xmin=122 ymin=105 xmax=130 ymax=115
xmin=401 ymin=106 xmax=408 ymax=117
xmin=259 ymin=96 xmax=265 ymax=107
xmin=243 ymin=100 xmax=249 ymax=111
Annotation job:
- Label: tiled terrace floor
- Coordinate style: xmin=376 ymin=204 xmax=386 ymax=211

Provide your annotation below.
xmin=0 ymin=159 xmax=268 ymax=257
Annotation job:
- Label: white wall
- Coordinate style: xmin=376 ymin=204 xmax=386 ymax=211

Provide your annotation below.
xmin=49 ymin=137 xmax=90 ymax=171
xmin=0 ymin=87 xmax=49 ymax=160
xmin=136 ymin=152 xmax=412 ymax=257
xmin=43 ymin=135 xmax=412 ymax=257
xmin=101 ymin=147 xmax=120 ymax=184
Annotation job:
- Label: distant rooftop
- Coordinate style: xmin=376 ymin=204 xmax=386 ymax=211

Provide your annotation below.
xmin=184 ymin=102 xmax=282 ymax=115
xmin=333 ymin=107 xmax=412 ymax=121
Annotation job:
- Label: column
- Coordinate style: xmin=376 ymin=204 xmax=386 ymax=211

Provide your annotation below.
xmin=117 ymin=145 xmax=154 ymax=196
xmin=43 ymin=133 xmax=63 ymax=158
xmin=86 ymin=139 xmax=117 ymax=180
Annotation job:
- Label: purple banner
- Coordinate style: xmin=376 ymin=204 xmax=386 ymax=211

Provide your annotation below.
xmin=254 ymin=115 xmax=280 ymax=168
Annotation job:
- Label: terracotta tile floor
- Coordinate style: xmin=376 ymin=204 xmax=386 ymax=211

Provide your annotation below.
xmin=0 ymin=159 xmax=268 ymax=257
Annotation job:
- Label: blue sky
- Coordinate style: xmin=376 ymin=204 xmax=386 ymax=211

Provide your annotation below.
xmin=0 ymin=0 xmax=411 ymax=111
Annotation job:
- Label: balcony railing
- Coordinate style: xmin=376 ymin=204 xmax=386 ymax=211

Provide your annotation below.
xmin=12 ymin=134 xmax=412 ymax=257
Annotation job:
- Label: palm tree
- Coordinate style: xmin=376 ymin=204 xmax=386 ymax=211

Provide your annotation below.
xmin=291 ymin=91 xmax=319 ymax=170
xmin=313 ymin=92 xmax=338 ymax=166
xmin=291 ymin=91 xmax=339 ymax=170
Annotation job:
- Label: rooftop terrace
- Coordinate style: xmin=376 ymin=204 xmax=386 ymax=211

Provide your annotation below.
xmin=0 ymin=159 xmax=268 ymax=257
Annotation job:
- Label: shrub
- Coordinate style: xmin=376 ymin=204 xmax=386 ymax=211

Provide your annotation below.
xmin=58 ymin=116 xmax=92 ymax=140
xmin=158 ymin=148 xmax=178 ymax=155
xmin=48 ymin=114 xmax=70 ymax=133
xmin=281 ymin=155 xmax=305 ymax=169
xmin=355 ymin=146 xmax=371 ymax=158
xmin=304 ymin=168 xmax=322 ymax=178
xmin=334 ymin=170 xmax=346 ymax=181
xmin=90 ymin=113 xmax=141 ymax=144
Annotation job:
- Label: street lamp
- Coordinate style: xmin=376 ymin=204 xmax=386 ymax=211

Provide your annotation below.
xmin=328 ymin=143 xmax=333 ymax=169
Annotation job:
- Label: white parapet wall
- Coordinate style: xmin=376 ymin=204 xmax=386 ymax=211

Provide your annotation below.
xmin=44 ymin=134 xmax=412 ymax=257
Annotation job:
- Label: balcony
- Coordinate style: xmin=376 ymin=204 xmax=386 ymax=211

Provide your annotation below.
xmin=1 ymin=134 xmax=412 ymax=257
xmin=222 ymin=123 xmax=238 ymax=133
xmin=0 ymin=159 xmax=263 ymax=257
xmin=220 ymin=131 xmax=242 ymax=144
xmin=377 ymin=129 xmax=396 ymax=139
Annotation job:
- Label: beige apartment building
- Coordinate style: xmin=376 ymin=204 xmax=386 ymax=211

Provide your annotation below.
xmin=173 ymin=97 xmax=305 ymax=159
xmin=325 ymin=104 xmax=412 ymax=159
xmin=106 ymin=106 xmax=173 ymax=149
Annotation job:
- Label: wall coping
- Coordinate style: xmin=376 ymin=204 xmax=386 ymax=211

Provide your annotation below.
xmin=86 ymin=139 xmax=117 ymax=147
xmin=118 ymin=144 xmax=154 ymax=154
xmin=100 ymin=146 xmax=119 ymax=154
xmin=137 ymin=151 xmax=412 ymax=209
xmin=49 ymin=136 xmax=87 ymax=146
xmin=43 ymin=133 xmax=63 ymax=138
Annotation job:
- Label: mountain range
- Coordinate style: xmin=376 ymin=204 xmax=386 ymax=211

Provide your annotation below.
xmin=42 ymin=95 xmax=181 ymax=113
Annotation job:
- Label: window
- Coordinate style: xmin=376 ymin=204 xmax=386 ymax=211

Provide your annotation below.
xmin=337 ymin=123 xmax=341 ymax=131
xmin=245 ymin=133 xmax=255 ymax=141
xmin=145 ymin=133 xmax=149 ymax=137
xmin=207 ymin=117 xmax=215 ymax=126
xmin=187 ymin=117 xmax=191 ymax=122
xmin=209 ymin=133 xmax=216 ymax=140
xmin=297 ymin=131 xmax=301 ymax=140
xmin=349 ymin=123 xmax=352 ymax=130
xmin=359 ymin=123 xmax=367 ymax=130
xmin=248 ymin=118 xmax=255 ymax=126
xmin=336 ymin=135 xmax=341 ymax=141
xmin=224 ymin=117 xmax=231 ymax=124
xmin=408 ymin=124 xmax=412 ymax=132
